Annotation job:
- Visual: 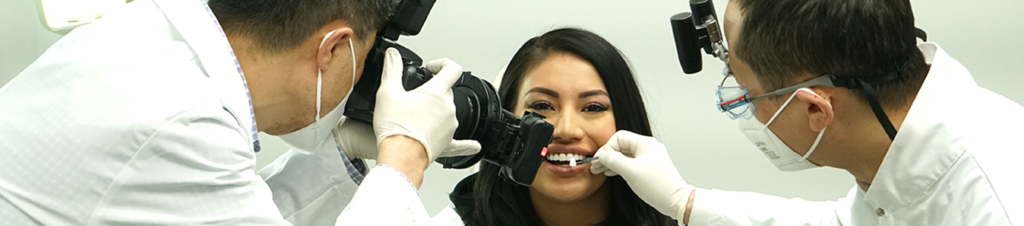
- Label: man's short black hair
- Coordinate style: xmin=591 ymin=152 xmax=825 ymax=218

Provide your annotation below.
xmin=734 ymin=0 xmax=928 ymax=109
xmin=209 ymin=0 xmax=397 ymax=53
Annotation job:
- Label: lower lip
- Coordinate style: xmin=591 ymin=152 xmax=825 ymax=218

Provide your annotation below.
xmin=542 ymin=161 xmax=590 ymax=177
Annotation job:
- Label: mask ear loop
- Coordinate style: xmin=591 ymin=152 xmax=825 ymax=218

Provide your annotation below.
xmin=313 ymin=31 xmax=336 ymax=127
xmin=349 ymin=38 xmax=356 ymax=98
xmin=796 ymin=88 xmax=831 ymax=162
xmin=764 ymin=88 xmax=804 ymax=126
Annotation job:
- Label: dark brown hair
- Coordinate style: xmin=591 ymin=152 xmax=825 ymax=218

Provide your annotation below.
xmin=734 ymin=0 xmax=928 ymax=108
xmin=209 ymin=0 xmax=397 ymax=53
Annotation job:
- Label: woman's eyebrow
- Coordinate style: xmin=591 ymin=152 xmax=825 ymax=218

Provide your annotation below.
xmin=526 ymin=87 xmax=559 ymax=98
xmin=579 ymin=90 xmax=609 ymax=99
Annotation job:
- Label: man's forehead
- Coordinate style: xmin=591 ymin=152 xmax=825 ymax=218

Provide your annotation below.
xmin=721 ymin=2 xmax=764 ymax=95
xmin=723 ymin=1 xmax=744 ymax=44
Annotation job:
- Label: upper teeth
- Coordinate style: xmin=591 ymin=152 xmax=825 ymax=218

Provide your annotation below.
xmin=546 ymin=153 xmax=585 ymax=162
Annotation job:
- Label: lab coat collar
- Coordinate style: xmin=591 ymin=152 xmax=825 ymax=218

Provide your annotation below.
xmin=864 ymin=42 xmax=976 ymax=212
xmin=152 ymin=0 xmax=257 ymax=151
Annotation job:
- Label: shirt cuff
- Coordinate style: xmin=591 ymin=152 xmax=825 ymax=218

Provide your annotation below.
xmin=370 ymin=164 xmax=420 ymax=198
xmin=339 ymin=164 xmax=429 ymax=225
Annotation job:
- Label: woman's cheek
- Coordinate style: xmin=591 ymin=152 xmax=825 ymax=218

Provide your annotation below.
xmin=587 ymin=113 xmax=618 ymax=146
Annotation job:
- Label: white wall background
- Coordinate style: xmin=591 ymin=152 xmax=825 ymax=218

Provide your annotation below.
xmin=0 ymin=0 xmax=64 ymax=84
xmin=3 ymin=0 xmax=1023 ymax=216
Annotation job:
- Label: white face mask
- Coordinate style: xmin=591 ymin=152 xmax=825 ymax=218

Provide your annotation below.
xmin=279 ymin=31 xmax=357 ymax=154
xmin=738 ymin=88 xmax=829 ymax=171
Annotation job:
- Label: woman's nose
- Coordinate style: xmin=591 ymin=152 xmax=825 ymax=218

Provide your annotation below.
xmin=550 ymin=110 xmax=584 ymax=144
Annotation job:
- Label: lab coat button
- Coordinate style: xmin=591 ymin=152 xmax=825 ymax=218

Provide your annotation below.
xmin=876 ymin=208 xmax=885 ymax=216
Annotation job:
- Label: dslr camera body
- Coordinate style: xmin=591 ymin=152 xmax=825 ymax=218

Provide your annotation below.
xmin=342 ymin=0 xmax=554 ymax=186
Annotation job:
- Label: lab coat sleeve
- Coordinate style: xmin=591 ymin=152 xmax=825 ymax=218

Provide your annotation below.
xmin=259 ymin=135 xmax=361 ymax=226
xmin=687 ymin=186 xmax=862 ymax=226
xmin=87 ymin=106 xmax=291 ymax=225
xmin=338 ymin=165 xmax=431 ymax=225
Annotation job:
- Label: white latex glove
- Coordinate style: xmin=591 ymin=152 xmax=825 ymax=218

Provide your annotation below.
xmin=333 ymin=117 xmax=377 ymax=159
xmin=334 ymin=116 xmax=484 ymax=160
xmin=591 ymin=130 xmax=693 ymax=220
xmin=372 ymin=48 xmax=481 ymax=162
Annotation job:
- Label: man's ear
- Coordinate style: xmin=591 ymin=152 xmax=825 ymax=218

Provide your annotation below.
xmin=317 ymin=27 xmax=355 ymax=71
xmin=797 ymin=88 xmax=834 ymax=132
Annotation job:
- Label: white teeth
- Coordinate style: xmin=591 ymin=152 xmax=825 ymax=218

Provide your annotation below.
xmin=546 ymin=153 xmax=586 ymax=163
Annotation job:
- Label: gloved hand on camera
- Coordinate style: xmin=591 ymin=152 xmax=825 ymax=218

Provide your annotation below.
xmin=334 ymin=116 xmax=481 ymax=160
xmin=371 ymin=48 xmax=481 ymax=163
xmin=591 ymin=130 xmax=693 ymax=221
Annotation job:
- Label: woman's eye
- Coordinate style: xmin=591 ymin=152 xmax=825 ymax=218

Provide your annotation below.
xmin=527 ymin=101 xmax=555 ymax=111
xmin=583 ymin=103 xmax=609 ymax=112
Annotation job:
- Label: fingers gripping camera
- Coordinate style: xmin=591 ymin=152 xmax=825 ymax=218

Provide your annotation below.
xmin=342 ymin=0 xmax=554 ymax=186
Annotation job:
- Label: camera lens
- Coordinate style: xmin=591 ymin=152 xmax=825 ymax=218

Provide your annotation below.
xmin=452 ymin=84 xmax=482 ymax=140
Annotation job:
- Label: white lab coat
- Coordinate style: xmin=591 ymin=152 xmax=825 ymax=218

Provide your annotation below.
xmin=0 ymin=0 xmax=429 ymax=224
xmin=430 ymin=206 xmax=465 ymax=226
xmin=687 ymin=43 xmax=1023 ymax=226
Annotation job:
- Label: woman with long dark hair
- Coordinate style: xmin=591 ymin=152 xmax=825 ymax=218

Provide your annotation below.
xmin=431 ymin=27 xmax=675 ymax=226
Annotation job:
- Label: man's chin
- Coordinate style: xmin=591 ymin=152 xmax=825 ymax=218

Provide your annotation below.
xmin=263 ymin=119 xmax=310 ymax=136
